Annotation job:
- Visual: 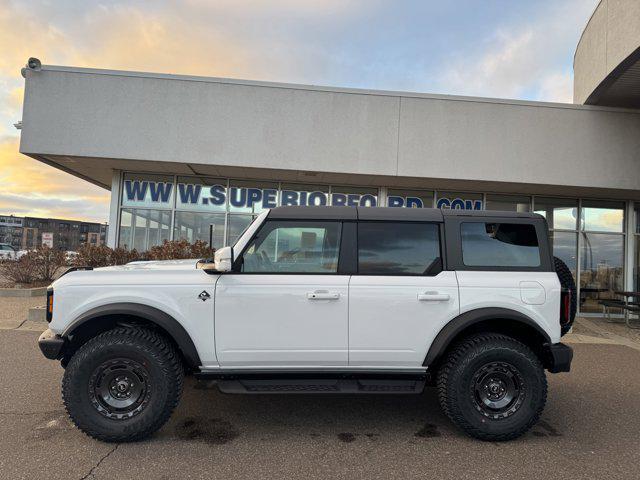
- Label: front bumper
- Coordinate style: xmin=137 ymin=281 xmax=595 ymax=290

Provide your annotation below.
xmin=38 ymin=329 xmax=66 ymax=360
xmin=543 ymin=342 xmax=573 ymax=373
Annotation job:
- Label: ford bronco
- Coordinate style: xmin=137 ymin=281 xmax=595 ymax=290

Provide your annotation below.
xmin=38 ymin=206 xmax=575 ymax=442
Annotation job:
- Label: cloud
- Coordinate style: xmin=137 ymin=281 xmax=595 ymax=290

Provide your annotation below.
xmin=434 ymin=0 xmax=596 ymax=102
xmin=536 ymin=71 xmax=574 ymax=103
xmin=439 ymin=29 xmax=537 ymax=99
xmin=0 ymin=137 xmax=109 ymax=222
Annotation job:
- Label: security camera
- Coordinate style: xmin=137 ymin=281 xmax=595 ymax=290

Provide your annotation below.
xmin=27 ymin=57 xmax=41 ymax=71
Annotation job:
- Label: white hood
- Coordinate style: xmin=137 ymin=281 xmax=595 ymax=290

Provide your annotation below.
xmin=96 ymin=258 xmax=201 ymax=271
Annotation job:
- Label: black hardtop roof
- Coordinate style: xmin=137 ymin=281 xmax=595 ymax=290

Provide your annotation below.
xmin=267 ymin=206 xmax=544 ymax=222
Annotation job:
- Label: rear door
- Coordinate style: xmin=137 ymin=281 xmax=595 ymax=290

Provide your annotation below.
xmin=348 ymin=221 xmax=460 ymax=367
xmin=445 ymin=216 xmax=561 ymax=340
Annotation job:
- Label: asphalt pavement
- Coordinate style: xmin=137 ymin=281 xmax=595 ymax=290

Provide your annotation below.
xmin=1 ymin=328 xmax=640 ymax=480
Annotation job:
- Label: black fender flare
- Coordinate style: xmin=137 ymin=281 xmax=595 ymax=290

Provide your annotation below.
xmin=63 ymin=303 xmax=201 ymax=368
xmin=423 ymin=307 xmax=552 ymax=368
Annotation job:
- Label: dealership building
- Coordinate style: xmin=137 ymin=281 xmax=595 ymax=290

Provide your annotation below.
xmin=16 ymin=0 xmax=640 ymax=315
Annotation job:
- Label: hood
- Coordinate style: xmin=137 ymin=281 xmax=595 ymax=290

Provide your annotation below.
xmin=51 ymin=258 xmax=214 ymax=289
xmin=95 ymin=258 xmax=201 ymax=271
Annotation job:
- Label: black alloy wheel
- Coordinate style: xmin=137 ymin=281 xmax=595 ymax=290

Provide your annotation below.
xmin=471 ymin=361 xmax=525 ymax=420
xmin=88 ymin=358 xmax=152 ymax=420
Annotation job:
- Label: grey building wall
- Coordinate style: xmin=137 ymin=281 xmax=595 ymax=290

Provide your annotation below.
xmin=574 ymin=0 xmax=640 ymax=104
xmin=20 ymin=65 xmax=640 ymax=199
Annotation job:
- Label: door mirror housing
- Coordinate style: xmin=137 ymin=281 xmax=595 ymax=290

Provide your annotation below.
xmin=214 ymin=246 xmax=234 ymax=272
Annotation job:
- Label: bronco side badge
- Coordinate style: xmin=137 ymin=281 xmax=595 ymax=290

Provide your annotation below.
xmin=198 ymin=291 xmax=211 ymax=301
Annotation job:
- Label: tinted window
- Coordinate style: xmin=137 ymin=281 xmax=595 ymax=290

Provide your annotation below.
xmin=241 ymin=221 xmax=341 ymax=273
xmin=461 ymin=222 xmax=540 ymax=267
xmin=358 ymin=222 xmax=441 ymax=275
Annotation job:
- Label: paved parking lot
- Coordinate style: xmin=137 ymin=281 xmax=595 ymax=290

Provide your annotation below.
xmin=2 ymin=325 xmax=640 ymax=480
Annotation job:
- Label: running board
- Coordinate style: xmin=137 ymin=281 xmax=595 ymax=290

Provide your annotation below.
xmin=215 ymin=378 xmax=426 ymax=394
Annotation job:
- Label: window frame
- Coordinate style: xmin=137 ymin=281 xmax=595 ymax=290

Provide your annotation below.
xmin=444 ymin=216 xmax=553 ymax=272
xmin=354 ymin=220 xmax=444 ymax=277
xmin=232 ymin=219 xmax=346 ymax=275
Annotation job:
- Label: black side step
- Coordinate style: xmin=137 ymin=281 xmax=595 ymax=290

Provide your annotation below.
xmin=215 ymin=378 xmax=426 ymax=394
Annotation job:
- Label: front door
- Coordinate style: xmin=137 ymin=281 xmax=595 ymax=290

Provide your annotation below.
xmin=348 ymin=221 xmax=460 ymax=367
xmin=215 ymin=220 xmax=348 ymax=367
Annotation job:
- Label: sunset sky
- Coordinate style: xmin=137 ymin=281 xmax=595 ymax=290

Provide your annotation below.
xmin=0 ymin=0 xmax=597 ymax=223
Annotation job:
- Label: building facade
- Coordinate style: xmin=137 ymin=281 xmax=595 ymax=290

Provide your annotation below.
xmin=16 ymin=3 xmax=640 ymax=316
xmin=0 ymin=215 xmax=107 ymax=251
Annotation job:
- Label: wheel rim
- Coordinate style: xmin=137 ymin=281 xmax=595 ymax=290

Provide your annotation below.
xmin=471 ymin=361 xmax=525 ymax=420
xmin=88 ymin=358 xmax=151 ymax=420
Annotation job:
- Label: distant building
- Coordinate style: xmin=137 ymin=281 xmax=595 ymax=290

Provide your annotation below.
xmin=0 ymin=215 xmax=108 ymax=251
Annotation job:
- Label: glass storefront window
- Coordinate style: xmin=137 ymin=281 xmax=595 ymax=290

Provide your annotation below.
xmin=280 ymin=183 xmax=330 ymax=207
xmin=387 ymin=189 xmax=434 ymax=208
xmin=176 ymin=176 xmax=227 ymax=213
xmin=330 ymin=186 xmax=378 ymax=207
xmin=117 ymin=174 xmax=633 ymax=307
xmin=579 ymin=232 xmax=625 ymax=313
xmin=436 ymin=191 xmax=483 ymax=210
xmin=485 ymin=194 xmax=531 ymax=212
xmin=226 ymin=215 xmax=254 ymax=246
xmin=549 ymin=231 xmax=578 ymax=279
xmin=122 ymin=173 xmax=175 ymax=209
xmin=119 ymin=208 xmax=171 ymax=251
xmin=174 ymin=212 xmax=226 ymax=249
xmin=580 ymin=200 xmax=624 ymax=233
xmin=534 ymin=197 xmax=578 ymax=230
xmin=228 ymin=180 xmax=279 ymax=214
xmin=635 ymin=205 xmax=640 ymax=290
xmin=146 ymin=210 xmax=172 ymax=247
xmin=635 ymin=236 xmax=640 ymax=292
xmin=118 ymin=210 xmax=132 ymax=249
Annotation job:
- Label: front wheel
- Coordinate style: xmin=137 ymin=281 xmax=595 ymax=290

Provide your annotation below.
xmin=437 ymin=333 xmax=547 ymax=441
xmin=62 ymin=326 xmax=184 ymax=442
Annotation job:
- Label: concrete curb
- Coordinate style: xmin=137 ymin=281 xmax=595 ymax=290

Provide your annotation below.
xmin=0 ymin=287 xmax=47 ymax=297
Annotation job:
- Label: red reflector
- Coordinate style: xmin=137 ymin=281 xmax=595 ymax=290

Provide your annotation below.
xmin=562 ymin=290 xmax=571 ymax=324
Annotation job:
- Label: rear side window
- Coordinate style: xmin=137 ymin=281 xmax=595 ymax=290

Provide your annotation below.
xmin=358 ymin=222 xmax=441 ymax=275
xmin=461 ymin=222 xmax=540 ymax=267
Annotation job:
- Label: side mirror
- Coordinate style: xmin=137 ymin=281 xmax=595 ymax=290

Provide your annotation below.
xmin=214 ymin=246 xmax=233 ymax=272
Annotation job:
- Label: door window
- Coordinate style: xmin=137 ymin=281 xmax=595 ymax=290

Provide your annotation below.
xmin=357 ymin=222 xmax=441 ymax=275
xmin=461 ymin=222 xmax=540 ymax=267
xmin=240 ymin=221 xmax=341 ymax=273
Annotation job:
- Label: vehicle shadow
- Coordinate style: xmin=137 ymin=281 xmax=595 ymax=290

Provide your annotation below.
xmin=155 ymin=377 xmax=570 ymax=445
xmin=158 ymin=377 xmax=451 ymax=444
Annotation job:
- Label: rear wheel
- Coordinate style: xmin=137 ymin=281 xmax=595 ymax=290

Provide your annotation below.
xmin=437 ymin=333 xmax=547 ymax=441
xmin=62 ymin=326 xmax=184 ymax=442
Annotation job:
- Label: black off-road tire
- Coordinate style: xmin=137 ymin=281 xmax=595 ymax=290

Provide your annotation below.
xmin=554 ymin=256 xmax=577 ymax=335
xmin=62 ymin=326 xmax=184 ymax=442
xmin=437 ymin=333 xmax=547 ymax=441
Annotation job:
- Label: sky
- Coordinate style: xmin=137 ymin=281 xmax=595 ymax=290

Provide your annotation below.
xmin=0 ymin=0 xmax=598 ymax=223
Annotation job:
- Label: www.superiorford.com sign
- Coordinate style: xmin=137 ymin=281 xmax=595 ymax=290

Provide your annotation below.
xmin=121 ymin=180 xmax=483 ymax=211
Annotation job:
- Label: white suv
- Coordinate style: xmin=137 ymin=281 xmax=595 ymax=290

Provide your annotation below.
xmin=38 ymin=207 xmax=575 ymax=442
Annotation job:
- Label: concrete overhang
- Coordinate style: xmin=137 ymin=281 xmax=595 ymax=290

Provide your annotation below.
xmin=19 ymin=61 xmax=640 ymax=199
xmin=574 ymin=0 xmax=640 ymax=107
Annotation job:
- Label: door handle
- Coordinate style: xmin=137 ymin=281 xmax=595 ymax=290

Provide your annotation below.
xmin=417 ymin=292 xmax=450 ymax=302
xmin=307 ymin=291 xmax=340 ymax=300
